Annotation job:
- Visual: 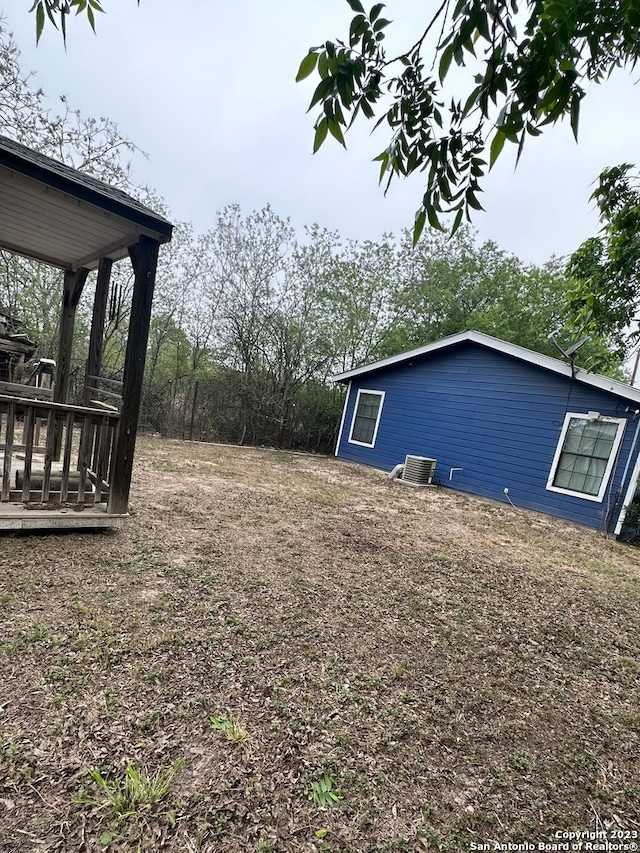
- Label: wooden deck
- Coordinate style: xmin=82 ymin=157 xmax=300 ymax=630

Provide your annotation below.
xmin=0 ymin=393 xmax=125 ymax=531
xmin=0 ymin=499 xmax=126 ymax=530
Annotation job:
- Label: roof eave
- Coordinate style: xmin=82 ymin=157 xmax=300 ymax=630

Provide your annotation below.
xmin=332 ymin=329 xmax=640 ymax=405
xmin=1 ymin=145 xmax=173 ymax=243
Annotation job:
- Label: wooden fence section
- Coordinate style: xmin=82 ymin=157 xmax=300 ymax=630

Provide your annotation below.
xmin=0 ymin=394 xmax=119 ymax=506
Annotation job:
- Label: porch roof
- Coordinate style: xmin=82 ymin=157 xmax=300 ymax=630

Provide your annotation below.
xmin=0 ymin=134 xmax=173 ymax=271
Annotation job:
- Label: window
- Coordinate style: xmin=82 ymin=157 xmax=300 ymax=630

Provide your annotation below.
xmin=348 ymin=389 xmax=385 ymax=448
xmin=546 ymin=413 xmax=626 ymax=502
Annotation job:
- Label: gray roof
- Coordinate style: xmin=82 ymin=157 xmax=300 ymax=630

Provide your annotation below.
xmin=333 ymin=329 xmax=640 ymax=406
xmin=0 ymin=134 xmax=173 ymax=270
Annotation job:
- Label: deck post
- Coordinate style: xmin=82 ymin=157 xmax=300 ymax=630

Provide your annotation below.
xmin=84 ymin=256 xmax=112 ymax=405
xmin=108 ymin=235 xmax=160 ymax=515
xmin=54 ymin=267 xmax=89 ymax=458
xmin=55 ymin=268 xmax=89 ymax=406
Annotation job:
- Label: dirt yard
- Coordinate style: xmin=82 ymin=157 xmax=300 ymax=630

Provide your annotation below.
xmin=1 ymin=436 xmax=640 ymax=852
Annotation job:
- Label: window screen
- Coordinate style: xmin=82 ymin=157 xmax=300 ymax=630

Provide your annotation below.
xmin=349 ymin=391 xmax=383 ymax=446
xmin=552 ymin=417 xmax=619 ymax=496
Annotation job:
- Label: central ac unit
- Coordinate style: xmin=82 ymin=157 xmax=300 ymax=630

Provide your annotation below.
xmin=402 ymin=455 xmax=436 ymax=486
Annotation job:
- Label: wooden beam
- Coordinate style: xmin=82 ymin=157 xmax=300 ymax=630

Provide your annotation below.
xmin=53 ymin=266 xmax=89 ymax=457
xmin=0 ymin=381 xmax=53 ymax=399
xmin=85 ymin=387 xmax=122 ymax=402
xmin=60 ymin=412 xmax=74 ymax=502
xmin=108 ymin=235 xmax=160 ymax=515
xmin=0 ymin=338 xmax=36 ymax=355
xmin=21 ymin=408 xmax=35 ymax=502
xmin=0 ymin=393 xmax=121 ymax=419
xmin=2 ymin=401 xmax=15 ymax=501
xmin=41 ymin=409 xmax=56 ymax=502
xmin=86 ymin=375 xmax=122 ymax=388
xmin=71 ymin=232 xmax=146 ymax=271
xmin=84 ymin=257 xmax=112 ymax=405
xmin=54 ymin=267 xmax=89 ymax=406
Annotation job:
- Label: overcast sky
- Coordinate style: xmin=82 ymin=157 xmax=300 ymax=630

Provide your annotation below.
xmin=3 ymin=0 xmax=639 ymax=266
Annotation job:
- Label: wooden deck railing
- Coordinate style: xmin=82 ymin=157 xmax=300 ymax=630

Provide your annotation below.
xmin=0 ymin=394 xmax=120 ymax=506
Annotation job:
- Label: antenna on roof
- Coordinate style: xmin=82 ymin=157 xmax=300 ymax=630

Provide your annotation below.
xmin=564 ymin=336 xmax=591 ymax=358
xmin=547 ymin=331 xmax=590 ymax=376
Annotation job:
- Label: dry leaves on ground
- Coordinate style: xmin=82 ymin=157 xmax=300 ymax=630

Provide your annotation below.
xmin=1 ymin=436 xmax=639 ymax=852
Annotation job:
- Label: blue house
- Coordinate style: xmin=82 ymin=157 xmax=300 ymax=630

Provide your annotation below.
xmin=333 ymin=330 xmax=640 ymax=536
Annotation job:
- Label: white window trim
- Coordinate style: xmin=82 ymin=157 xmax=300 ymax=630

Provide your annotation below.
xmin=348 ymin=388 xmax=385 ymax=448
xmin=546 ymin=412 xmax=626 ymax=503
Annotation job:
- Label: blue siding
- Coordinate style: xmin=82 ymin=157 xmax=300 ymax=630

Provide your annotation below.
xmin=336 ymin=342 xmax=640 ymax=531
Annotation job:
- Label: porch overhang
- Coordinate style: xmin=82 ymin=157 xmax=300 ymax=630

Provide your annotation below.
xmin=0 ymin=135 xmax=174 ymax=530
xmin=0 ymin=134 xmax=173 ymax=271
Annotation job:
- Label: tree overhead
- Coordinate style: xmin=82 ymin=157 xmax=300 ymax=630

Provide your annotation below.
xmin=566 ymin=164 xmax=640 ymax=359
xmin=29 ymin=0 xmax=139 ymax=44
xmin=2 ymin=18 xmax=630 ymax=444
xmin=298 ymin=0 xmax=640 ymax=241
xmin=382 ymin=226 xmax=623 ymax=375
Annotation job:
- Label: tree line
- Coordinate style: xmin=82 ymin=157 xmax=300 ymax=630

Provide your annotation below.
xmin=0 ymin=26 xmax=630 ymax=454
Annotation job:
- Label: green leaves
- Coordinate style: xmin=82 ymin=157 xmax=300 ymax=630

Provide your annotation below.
xmin=313 ymin=118 xmax=329 ymax=153
xmin=312 ymin=106 xmax=347 ymax=154
xmin=387 ymin=227 xmax=623 ymax=376
xmin=35 ymin=3 xmax=45 ymax=44
xmin=77 ymin=759 xmax=185 ymax=824
xmin=566 ymin=164 xmax=640 ymax=360
xmin=31 ymin=0 xmax=114 ymax=44
xmin=412 ymin=210 xmax=426 ymax=246
xmin=307 ymin=775 xmax=345 ymax=810
xmin=489 ymin=129 xmax=507 ymax=169
xmin=296 ymin=52 xmax=318 ymax=83
xmin=570 ymin=90 xmax=581 ymax=141
xmin=328 ymin=119 xmax=346 ymax=146
xmin=300 ymin=0 xmax=640 ymax=241
xmin=300 ymin=4 xmax=386 ymax=160
xmin=438 ymin=44 xmax=455 ymax=83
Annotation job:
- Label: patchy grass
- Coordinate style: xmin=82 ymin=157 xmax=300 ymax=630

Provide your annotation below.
xmin=77 ymin=758 xmax=184 ymax=842
xmin=210 ymin=714 xmax=253 ymax=748
xmin=0 ymin=435 xmax=639 ymax=851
